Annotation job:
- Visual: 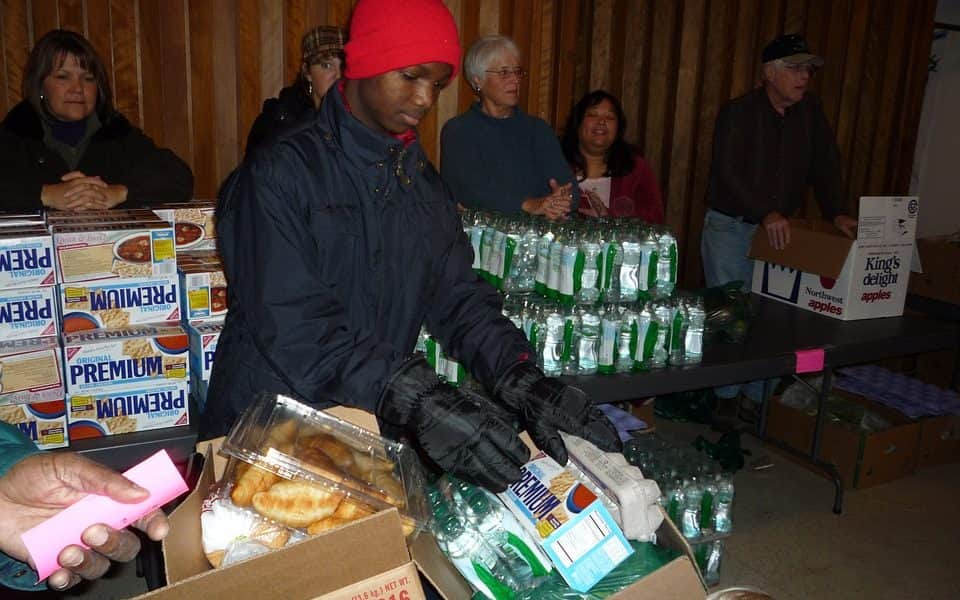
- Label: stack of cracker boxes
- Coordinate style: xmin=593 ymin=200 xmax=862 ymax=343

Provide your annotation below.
xmin=0 ymin=202 xmax=220 ymax=450
xmin=0 ymin=212 xmax=66 ymax=449
xmin=153 ymin=203 xmax=224 ymax=413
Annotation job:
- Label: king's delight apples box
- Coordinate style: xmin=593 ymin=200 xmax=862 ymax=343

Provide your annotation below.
xmin=749 ymin=196 xmax=918 ymax=320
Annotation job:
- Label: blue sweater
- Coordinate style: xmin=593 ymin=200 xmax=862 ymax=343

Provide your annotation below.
xmin=440 ymin=102 xmax=578 ymax=215
xmin=0 ymin=422 xmax=46 ymax=591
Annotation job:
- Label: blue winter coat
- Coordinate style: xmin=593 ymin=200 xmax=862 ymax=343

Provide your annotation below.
xmin=202 ymin=88 xmax=532 ymax=437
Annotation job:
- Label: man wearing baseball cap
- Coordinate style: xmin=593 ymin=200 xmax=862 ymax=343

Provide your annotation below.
xmin=702 ymin=34 xmax=857 ymax=424
xmin=206 ymin=0 xmax=620 ymax=492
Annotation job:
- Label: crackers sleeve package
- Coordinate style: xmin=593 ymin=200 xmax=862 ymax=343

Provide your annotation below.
xmin=0 ymin=337 xmax=64 ymax=405
xmin=498 ymin=451 xmax=634 ymax=593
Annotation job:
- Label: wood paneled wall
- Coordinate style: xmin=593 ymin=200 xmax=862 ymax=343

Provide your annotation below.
xmin=0 ymin=0 xmax=935 ymax=287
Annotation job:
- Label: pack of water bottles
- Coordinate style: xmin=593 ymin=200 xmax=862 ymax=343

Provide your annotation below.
xmin=501 ymin=292 xmax=706 ymax=377
xmin=461 ymin=210 xmax=678 ymax=302
xmin=623 ymin=434 xmax=735 ymax=585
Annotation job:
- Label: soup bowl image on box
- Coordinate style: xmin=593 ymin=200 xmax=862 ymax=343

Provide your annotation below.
xmin=0 ymin=400 xmax=68 ymax=450
xmin=67 ymin=380 xmax=189 ymax=440
xmin=52 ymin=221 xmax=177 ymax=284
xmin=60 ymin=274 xmax=181 ymax=331
xmin=0 ymin=337 xmax=64 ymax=405
xmin=153 ymin=201 xmax=218 ymax=251
xmin=180 ymin=265 xmax=228 ymax=323
xmin=63 ymin=324 xmax=189 ymax=395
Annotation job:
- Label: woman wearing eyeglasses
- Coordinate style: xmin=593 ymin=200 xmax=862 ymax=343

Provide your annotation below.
xmin=440 ymin=35 xmax=577 ymax=222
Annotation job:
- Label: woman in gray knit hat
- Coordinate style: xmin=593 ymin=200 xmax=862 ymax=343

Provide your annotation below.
xmin=244 ymin=25 xmax=346 ymax=155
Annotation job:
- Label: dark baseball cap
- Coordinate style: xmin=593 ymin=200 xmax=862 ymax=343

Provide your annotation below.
xmin=762 ymin=34 xmax=824 ymax=66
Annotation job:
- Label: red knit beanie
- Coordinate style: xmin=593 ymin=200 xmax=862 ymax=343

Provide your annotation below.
xmin=344 ymin=0 xmax=461 ymax=79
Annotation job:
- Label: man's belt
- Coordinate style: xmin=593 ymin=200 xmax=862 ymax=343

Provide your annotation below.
xmin=709 ymin=207 xmax=759 ymax=225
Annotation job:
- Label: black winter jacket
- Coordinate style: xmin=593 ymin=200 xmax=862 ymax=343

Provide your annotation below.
xmin=244 ymin=84 xmax=314 ymax=157
xmin=202 ymin=88 xmax=532 ymax=437
xmin=0 ymin=101 xmax=193 ymax=211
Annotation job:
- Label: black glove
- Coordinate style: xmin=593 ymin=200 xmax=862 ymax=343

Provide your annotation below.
xmin=493 ymin=362 xmax=622 ymax=465
xmin=377 ymin=357 xmax=530 ymax=491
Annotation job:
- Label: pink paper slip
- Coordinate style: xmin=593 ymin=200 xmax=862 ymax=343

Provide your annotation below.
xmin=21 ymin=449 xmax=189 ymax=581
xmin=795 ymin=349 xmax=825 ymax=374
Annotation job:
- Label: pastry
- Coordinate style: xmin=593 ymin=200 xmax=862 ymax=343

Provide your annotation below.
xmin=251 ymin=480 xmax=344 ymax=527
xmin=231 ymin=464 xmax=279 ymax=507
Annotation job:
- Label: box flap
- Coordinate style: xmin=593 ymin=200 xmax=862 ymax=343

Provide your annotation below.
xmin=748 ymin=220 xmax=854 ymax=280
xmin=410 ymin=531 xmax=475 ymax=599
xmin=163 ymin=445 xmax=216 ymax=585
xmin=148 ymin=509 xmax=411 ymax=599
xmin=608 ymin=556 xmax=705 ymax=599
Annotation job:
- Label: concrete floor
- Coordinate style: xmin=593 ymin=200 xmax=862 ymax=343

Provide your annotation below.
xmin=656 ymin=419 xmax=960 ymax=600
xmin=12 ymin=419 xmax=960 ymax=599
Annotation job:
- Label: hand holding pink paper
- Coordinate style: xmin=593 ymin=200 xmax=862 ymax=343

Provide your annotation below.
xmin=0 ymin=449 xmax=186 ymax=590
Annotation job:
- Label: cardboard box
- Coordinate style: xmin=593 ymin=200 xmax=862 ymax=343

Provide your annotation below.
xmin=179 ymin=266 xmax=227 ymax=323
xmin=0 ymin=337 xmax=64 ymax=406
xmin=63 ymin=324 xmax=189 ymax=394
xmin=66 ymin=379 xmax=190 ymax=440
xmin=186 ymin=322 xmax=221 ymax=383
xmin=139 ymin=407 xmax=705 ymax=600
xmin=0 ymin=285 xmax=58 ymax=341
xmin=750 ymin=196 xmax=918 ymax=320
xmin=45 ymin=209 xmax=162 ymax=226
xmin=917 ymin=414 xmax=960 ymax=467
xmin=0 ymin=399 xmax=68 ymax=450
xmin=766 ymin=392 xmax=920 ymax=489
xmin=61 ymin=275 xmax=181 ymax=331
xmin=152 ymin=201 xmax=217 ymax=251
xmin=52 ymin=221 xmax=177 ymax=284
xmin=0 ymin=211 xmax=44 ymax=228
xmin=0 ymin=227 xmax=56 ymax=289
xmin=909 ymin=234 xmax=960 ymax=305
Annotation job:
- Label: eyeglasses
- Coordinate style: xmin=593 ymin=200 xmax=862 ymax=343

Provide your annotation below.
xmin=485 ymin=67 xmax=525 ymax=81
xmin=781 ymin=62 xmax=817 ymax=76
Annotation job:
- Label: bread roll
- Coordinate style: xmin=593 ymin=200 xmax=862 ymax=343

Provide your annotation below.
xmin=251 ymin=480 xmax=344 ymax=528
xmin=231 ymin=465 xmax=279 ymax=507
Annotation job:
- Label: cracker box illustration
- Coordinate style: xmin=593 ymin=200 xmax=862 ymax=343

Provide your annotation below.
xmin=52 ymin=221 xmax=177 ymax=284
xmin=63 ymin=324 xmax=189 ymax=395
xmin=67 ymin=380 xmax=189 ymax=440
xmin=0 ymin=400 xmax=68 ymax=450
xmin=60 ymin=274 xmax=181 ymax=331
xmin=0 ymin=337 xmax=64 ymax=406
xmin=498 ymin=451 xmax=634 ymax=592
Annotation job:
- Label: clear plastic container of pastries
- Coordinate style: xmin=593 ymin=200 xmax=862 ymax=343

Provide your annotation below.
xmin=219 ymin=393 xmax=428 ymax=541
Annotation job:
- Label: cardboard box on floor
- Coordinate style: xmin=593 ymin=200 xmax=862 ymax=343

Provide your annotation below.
xmin=749 ymin=196 xmax=918 ymax=320
xmin=917 ymin=414 xmax=960 ymax=468
xmin=137 ymin=407 xmax=705 ymax=599
xmin=766 ymin=390 xmax=920 ymax=489
xmin=909 ymin=234 xmax=960 ymax=305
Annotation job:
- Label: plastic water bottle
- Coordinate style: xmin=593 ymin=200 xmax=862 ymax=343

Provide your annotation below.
xmin=436 ymin=514 xmax=519 ymax=600
xmin=541 ymin=308 xmax=564 ymax=376
xmin=619 ymin=231 xmax=641 ymax=303
xmin=656 ymin=230 xmax=677 ymax=297
xmin=638 ymin=228 xmax=659 ymax=298
xmin=415 ymin=324 xmax=429 ymax=355
xmin=650 ymin=302 xmax=671 ymax=368
xmin=681 ymin=480 xmax=703 ymax=539
xmin=491 ymin=222 xmax=507 ymax=289
xmin=578 ymin=230 xmax=601 ymax=305
xmin=534 ymin=224 xmax=554 ymax=296
xmin=684 ymin=297 xmax=705 ymax=364
xmin=713 ymin=477 xmax=734 ymax=534
xmin=465 ymin=211 xmax=484 ymax=273
xmin=597 ymin=304 xmax=620 ymax=375
xmin=546 ymin=227 xmax=564 ymax=301
xmin=578 ymin=306 xmax=600 ymax=375
xmin=668 ymin=300 xmax=688 ymax=365
xmin=616 ymin=307 xmax=637 ymax=373
xmin=632 ymin=304 xmax=652 ymax=370
xmin=561 ymin=306 xmax=581 ymax=376
xmin=512 ymin=218 xmax=540 ymax=293
xmin=558 ymin=229 xmax=580 ymax=307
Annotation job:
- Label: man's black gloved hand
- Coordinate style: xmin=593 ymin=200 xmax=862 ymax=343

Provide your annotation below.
xmin=493 ymin=361 xmax=622 ymax=465
xmin=378 ymin=357 xmax=530 ymax=492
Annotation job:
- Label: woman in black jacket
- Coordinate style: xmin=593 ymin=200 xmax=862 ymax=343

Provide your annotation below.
xmin=0 ymin=29 xmax=193 ymax=213
xmin=244 ymin=25 xmax=346 ymax=156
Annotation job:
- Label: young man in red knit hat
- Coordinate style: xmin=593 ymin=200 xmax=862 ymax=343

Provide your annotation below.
xmin=206 ymin=0 xmax=620 ymax=492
